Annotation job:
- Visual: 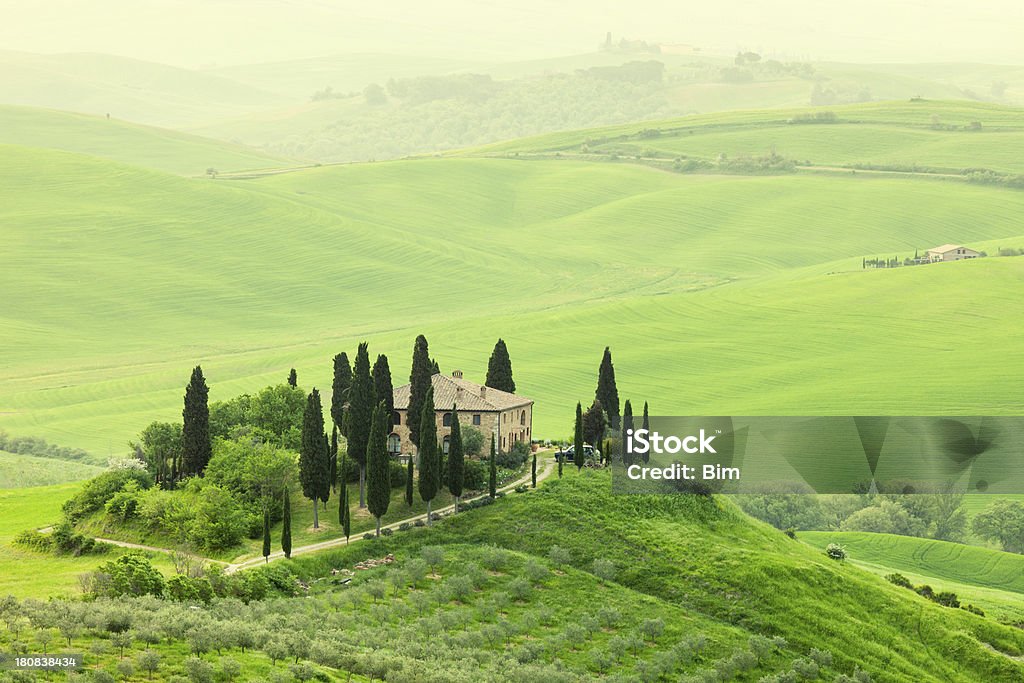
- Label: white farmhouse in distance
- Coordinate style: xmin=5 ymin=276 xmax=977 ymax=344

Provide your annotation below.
xmin=925 ymin=244 xmax=980 ymax=262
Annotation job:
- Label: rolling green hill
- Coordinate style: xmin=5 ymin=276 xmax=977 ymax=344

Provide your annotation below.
xmin=800 ymin=531 xmax=1024 ymax=621
xmin=0 ymin=50 xmax=286 ymax=127
xmin=0 ymin=106 xmax=293 ymax=175
xmin=0 ymin=451 xmax=104 ymax=488
xmin=2 ymin=121 xmax=1024 ymax=452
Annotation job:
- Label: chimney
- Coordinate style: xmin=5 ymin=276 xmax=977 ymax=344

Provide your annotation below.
xmin=452 ymin=369 xmax=463 ymax=379
xmin=479 ymin=386 xmax=487 ymax=398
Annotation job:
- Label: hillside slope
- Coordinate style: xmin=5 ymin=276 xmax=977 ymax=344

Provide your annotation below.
xmin=288 ymin=473 xmax=1024 ymax=681
xmin=2 ymin=140 xmax=1024 ymax=450
xmin=0 ymin=105 xmax=292 ymax=175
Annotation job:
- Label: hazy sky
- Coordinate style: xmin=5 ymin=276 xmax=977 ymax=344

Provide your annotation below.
xmin=1 ymin=0 xmax=1022 ymax=67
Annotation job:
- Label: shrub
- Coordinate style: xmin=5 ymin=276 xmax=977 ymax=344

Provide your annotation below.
xmin=398 ymin=522 xmax=411 ymax=532
xmin=933 ymin=591 xmax=960 ymax=608
xmin=548 ymin=545 xmax=571 ymax=567
xmin=363 ymin=533 xmax=376 ymax=541
xmin=592 ymin=558 xmax=616 ymax=581
xmin=885 ymin=572 xmax=913 ymax=589
xmin=497 ymin=442 xmax=530 ymax=469
xmin=13 ymin=529 xmax=54 ymax=552
xmin=62 ymin=469 xmax=153 ymax=522
xmin=825 ymin=543 xmax=846 ymax=561
xmin=514 ymin=484 xmax=528 ymax=493
xmin=962 ymin=603 xmax=985 ymax=616
xmin=791 ymin=657 xmax=819 ymax=680
xmin=809 ymin=648 xmax=833 ymax=667
xmin=381 ymin=527 xmax=393 ymax=536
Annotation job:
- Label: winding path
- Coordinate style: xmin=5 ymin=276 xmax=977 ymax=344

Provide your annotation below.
xmin=81 ymin=453 xmax=557 ymax=573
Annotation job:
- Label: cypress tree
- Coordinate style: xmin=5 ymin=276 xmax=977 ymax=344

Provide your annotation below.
xmin=262 ymin=508 xmax=271 ymax=563
xmin=430 ymin=359 xmax=440 ymax=375
xmin=558 ymin=455 xmax=563 ymax=478
xmin=287 ymin=368 xmax=297 ymax=387
xmin=574 ymin=401 xmax=585 ymax=472
xmin=339 ymin=451 xmax=351 ymax=544
xmin=348 ymin=343 xmax=376 ymax=508
xmin=366 ymin=401 xmax=391 ymax=537
xmin=447 ymin=404 xmax=465 ymax=512
xmin=372 ymin=354 xmax=395 ymax=418
xmin=330 ymin=425 xmax=339 ymax=494
xmin=531 ymin=452 xmax=537 ymax=488
xmin=405 ymin=458 xmax=414 ymax=507
xmin=299 ymin=388 xmax=330 ymax=528
xmin=181 ymin=365 xmax=211 ymax=477
xmin=407 ymin=335 xmax=432 ymax=451
xmin=331 ymin=352 xmax=352 ymax=435
xmin=418 ymin=386 xmax=439 ymax=526
xmin=489 ymin=435 xmax=498 ymax=497
xmin=622 ymin=399 xmax=634 ymax=466
xmin=321 ymin=432 xmax=331 ymax=509
xmin=485 ymin=339 xmax=516 ymax=393
xmin=281 ymin=487 xmax=292 ymax=559
xmin=642 ymin=402 xmax=651 ymax=465
xmin=596 ymin=347 xmax=621 ymax=429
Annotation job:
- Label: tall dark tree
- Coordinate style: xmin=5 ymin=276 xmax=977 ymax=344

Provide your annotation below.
xmin=407 ymin=335 xmax=432 ymax=451
xmin=287 ymin=368 xmax=297 ymax=387
xmin=574 ymin=401 xmax=585 ymax=472
xmin=281 ymin=487 xmax=292 ymax=559
xmin=366 ymin=402 xmax=391 ymax=537
xmin=447 ymin=404 xmax=465 ymax=512
xmin=331 ymin=352 xmax=352 ymax=435
xmin=299 ymin=389 xmax=330 ymax=528
xmin=330 ymin=425 xmax=339 ymax=494
xmin=622 ymin=399 xmax=634 ymax=466
xmin=262 ymin=508 xmax=271 ymax=563
xmin=531 ymin=452 xmax=537 ymax=488
xmin=642 ymin=401 xmax=651 ymax=465
xmin=430 ymin=359 xmax=440 ymax=375
xmin=372 ymin=354 xmax=395 ymax=418
xmin=596 ymin=347 xmax=621 ymax=429
xmin=489 ymin=435 xmax=498 ymax=498
xmin=485 ymin=339 xmax=516 ymax=393
xmin=583 ymin=399 xmax=606 ymax=449
xmin=339 ymin=451 xmax=351 ymax=544
xmin=405 ymin=458 xmax=414 ymax=507
xmin=348 ymin=343 xmax=376 ymax=508
xmin=418 ymin=386 xmax=439 ymax=526
xmin=181 ymin=366 xmax=211 ymax=477
xmin=321 ymin=432 xmax=331 ymax=509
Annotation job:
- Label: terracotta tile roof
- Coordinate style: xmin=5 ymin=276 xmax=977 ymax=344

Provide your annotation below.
xmin=394 ymin=373 xmax=532 ymax=412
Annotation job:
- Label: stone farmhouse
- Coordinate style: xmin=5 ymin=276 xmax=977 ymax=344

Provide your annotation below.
xmin=925 ymin=244 xmax=980 ymax=262
xmin=390 ymin=371 xmax=533 ymax=457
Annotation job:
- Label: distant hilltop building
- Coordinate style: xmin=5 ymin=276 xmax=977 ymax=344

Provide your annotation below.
xmin=391 ymin=371 xmax=533 ymax=457
xmin=925 ymin=244 xmax=980 ymax=262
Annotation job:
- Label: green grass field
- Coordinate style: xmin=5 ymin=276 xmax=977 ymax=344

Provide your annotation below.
xmin=0 ymin=450 xmax=104 ymax=488
xmin=3 ymin=123 xmax=1024 ymax=453
xmin=0 ymin=484 xmax=175 ymax=598
xmin=800 ymin=531 xmax=1024 ymax=622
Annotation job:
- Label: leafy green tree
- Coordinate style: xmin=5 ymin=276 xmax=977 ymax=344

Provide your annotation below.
xmin=132 ymin=421 xmax=182 ymax=486
xmin=405 ymin=458 xmax=414 ymax=507
xmin=583 ymin=399 xmax=606 ymax=448
xmin=447 ymin=404 xmax=465 ymax=511
xmin=331 ymin=352 xmax=352 ymax=435
xmin=574 ymin=402 xmax=585 ymax=471
xmin=973 ymin=500 xmax=1024 ymax=553
xmin=339 ymin=451 xmax=351 ymax=543
xmin=298 ymin=388 xmax=329 ymax=528
xmin=136 ymin=649 xmax=160 ymax=680
xmin=262 ymin=508 xmax=271 ymax=563
xmin=187 ymin=484 xmax=247 ymax=551
xmin=372 ymin=354 xmax=394 ymax=417
xmin=182 ymin=365 xmax=211 ymax=476
xmin=348 ymin=343 xmax=376 ymax=508
xmin=287 ymin=369 xmax=297 ymax=387
xmin=485 ymin=338 xmax=516 ymax=393
xmin=93 ymin=554 xmax=165 ymax=597
xmin=366 ymin=402 xmax=392 ymax=536
xmin=281 ymin=487 xmax=292 ymax=559
xmin=489 ymin=435 xmax=498 ymax=497
xmin=596 ymin=347 xmax=620 ymax=429
xmin=418 ymin=386 xmax=439 ymax=525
